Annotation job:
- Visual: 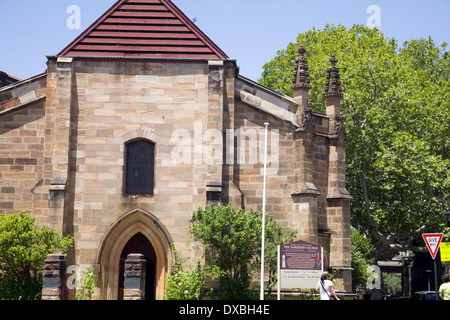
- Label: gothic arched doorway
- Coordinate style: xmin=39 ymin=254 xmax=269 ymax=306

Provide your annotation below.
xmin=118 ymin=233 xmax=156 ymax=300
xmin=96 ymin=208 xmax=173 ymax=300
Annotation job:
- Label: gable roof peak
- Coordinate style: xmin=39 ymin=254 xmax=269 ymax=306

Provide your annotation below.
xmin=59 ymin=0 xmax=228 ymax=60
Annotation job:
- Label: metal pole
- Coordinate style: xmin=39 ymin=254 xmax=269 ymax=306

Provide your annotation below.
xmin=434 ymin=259 xmax=439 ymax=300
xmin=260 ymin=122 xmax=269 ymax=301
xmin=277 ymin=245 xmax=281 ymax=300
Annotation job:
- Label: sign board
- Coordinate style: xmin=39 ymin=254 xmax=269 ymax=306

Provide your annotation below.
xmin=422 ymin=233 xmax=443 ymax=260
xmin=440 ymin=242 xmax=450 ymax=262
xmin=278 ymin=240 xmax=322 ymax=290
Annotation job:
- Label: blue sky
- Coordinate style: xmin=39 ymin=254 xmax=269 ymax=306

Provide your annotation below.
xmin=0 ymin=0 xmax=448 ymax=81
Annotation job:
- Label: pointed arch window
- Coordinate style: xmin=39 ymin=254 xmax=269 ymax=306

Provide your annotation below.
xmin=125 ymin=140 xmax=155 ymax=196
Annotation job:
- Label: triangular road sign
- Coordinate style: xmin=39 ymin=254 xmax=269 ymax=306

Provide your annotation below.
xmin=422 ymin=233 xmax=443 ymax=260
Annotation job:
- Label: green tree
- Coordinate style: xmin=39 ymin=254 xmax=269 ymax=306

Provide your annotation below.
xmin=351 ymin=228 xmax=375 ymax=294
xmin=189 ymin=205 xmax=262 ymax=299
xmin=0 ymin=212 xmax=73 ymax=300
xmin=259 ymin=24 xmax=450 ymax=261
xmin=382 ymin=272 xmax=402 ymax=296
xmin=189 ymin=204 xmax=297 ymax=299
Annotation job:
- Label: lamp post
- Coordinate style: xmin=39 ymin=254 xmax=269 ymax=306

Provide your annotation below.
xmin=260 ymin=122 xmax=269 ymax=301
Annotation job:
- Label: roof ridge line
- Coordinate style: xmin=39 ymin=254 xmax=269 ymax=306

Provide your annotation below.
xmin=160 ymin=0 xmax=228 ymax=59
xmin=58 ymin=0 xmax=228 ymax=60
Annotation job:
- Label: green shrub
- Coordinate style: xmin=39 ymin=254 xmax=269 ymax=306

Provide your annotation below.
xmin=164 ymin=245 xmax=220 ymax=300
xmin=0 ymin=212 xmax=73 ymax=300
xmin=74 ymin=266 xmax=97 ymax=300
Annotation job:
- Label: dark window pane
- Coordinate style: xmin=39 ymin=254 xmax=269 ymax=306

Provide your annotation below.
xmin=206 ymin=191 xmax=222 ymax=206
xmin=125 ymin=140 xmax=154 ymax=196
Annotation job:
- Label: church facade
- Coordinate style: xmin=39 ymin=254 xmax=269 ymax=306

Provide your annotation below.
xmin=0 ymin=0 xmax=352 ymax=299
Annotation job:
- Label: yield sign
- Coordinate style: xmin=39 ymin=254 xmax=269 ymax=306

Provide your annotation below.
xmin=422 ymin=233 xmax=443 ymax=260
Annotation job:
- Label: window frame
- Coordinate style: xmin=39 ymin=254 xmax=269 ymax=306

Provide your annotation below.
xmin=124 ymin=139 xmax=155 ymax=196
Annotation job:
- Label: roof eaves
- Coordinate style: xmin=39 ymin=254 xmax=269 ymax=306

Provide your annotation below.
xmin=0 ymin=72 xmax=46 ymax=93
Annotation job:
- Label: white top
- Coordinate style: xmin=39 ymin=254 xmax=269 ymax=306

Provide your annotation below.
xmin=318 ymin=279 xmax=333 ymax=300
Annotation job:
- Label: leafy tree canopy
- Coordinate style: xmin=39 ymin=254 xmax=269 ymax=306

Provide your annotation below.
xmin=260 ymin=24 xmax=450 ymax=261
xmin=189 ymin=204 xmax=296 ymax=299
xmin=0 ymin=212 xmax=73 ymax=299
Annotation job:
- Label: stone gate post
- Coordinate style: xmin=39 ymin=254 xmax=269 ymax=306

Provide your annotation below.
xmin=123 ymin=253 xmax=146 ymax=300
xmin=42 ymin=253 xmax=67 ymax=300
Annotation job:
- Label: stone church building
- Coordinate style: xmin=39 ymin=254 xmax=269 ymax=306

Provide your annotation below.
xmin=0 ymin=0 xmax=352 ymax=299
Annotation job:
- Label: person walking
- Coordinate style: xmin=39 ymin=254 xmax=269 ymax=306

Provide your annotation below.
xmin=316 ymin=272 xmax=340 ymax=300
xmin=439 ymin=274 xmax=450 ymax=300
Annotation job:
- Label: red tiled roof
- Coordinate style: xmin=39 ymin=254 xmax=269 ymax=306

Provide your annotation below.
xmin=59 ymin=0 xmax=228 ymax=60
xmin=0 ymin=71 xmax=21 ymax=87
